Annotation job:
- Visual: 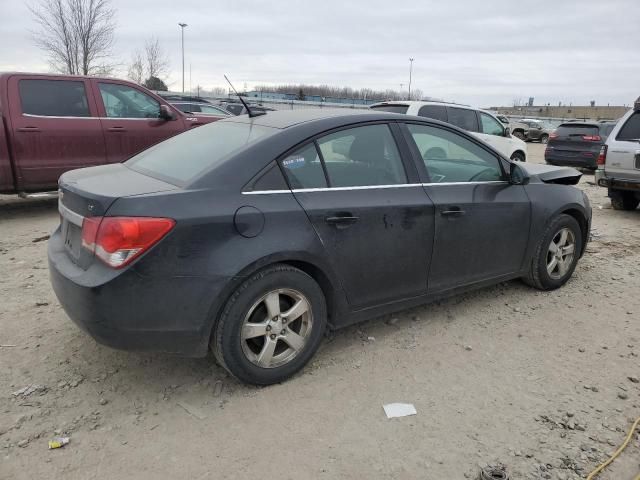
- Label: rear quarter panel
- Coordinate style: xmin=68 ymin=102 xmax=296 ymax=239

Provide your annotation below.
xmin=107 ymin=188 xmax=349 ymax=334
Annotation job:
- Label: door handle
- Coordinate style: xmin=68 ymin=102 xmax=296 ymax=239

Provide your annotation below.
xmin=325 ymin=215 xmax=359 ymax=228
xmin=441 ymin=206 xmax=466 ymax=216
xmin=17 ymin=126 xmax=41 ymax=132
xmin=108 ymin=126 xmax=127 ymax=132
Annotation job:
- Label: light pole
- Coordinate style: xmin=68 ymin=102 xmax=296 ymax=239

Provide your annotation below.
xmin=178 ymin=23 xmax=188 ymax=93
xmin=408 ymin=58 xmax=414 ymax=100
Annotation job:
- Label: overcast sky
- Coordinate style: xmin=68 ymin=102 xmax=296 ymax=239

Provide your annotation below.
xmin=1 ymin=0 xmax=639 ymax=107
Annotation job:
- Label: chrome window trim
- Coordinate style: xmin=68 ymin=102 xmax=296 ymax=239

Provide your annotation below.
xmin=23 ymin=113 xmax=165 ymax=121
xmin=58 ymin=201 xmax=84 ymax=227
xmin=422 ymin=180 xmax=508 ymax=186
xmin=242 ymin=181 xmax=509 ymax=195
xmin=243 ymin=184 xmax=422 ymax=195
xmin=23 ymin=113 xmax=95 ymax=120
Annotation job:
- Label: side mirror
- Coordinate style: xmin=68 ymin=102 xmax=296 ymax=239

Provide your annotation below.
xmin=159 ymin=104 xmax=176 ymax=121
xmin=509 ymin=162 xmax=530 ymax=185
xmin=504 ymin=127 xmax=511 ymax=138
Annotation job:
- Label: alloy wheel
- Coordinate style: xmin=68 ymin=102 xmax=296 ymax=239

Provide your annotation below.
xmin=546 ymin=227 xmax=576 ymax=280
xmin=240 ymin=289 xmax=313 ymax=368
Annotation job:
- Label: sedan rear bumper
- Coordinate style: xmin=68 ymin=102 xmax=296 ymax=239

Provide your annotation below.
xmin=48 ymin=227 xmax=229 ymax=357
xmin=545 ymin=155 xmax=597 ymax=169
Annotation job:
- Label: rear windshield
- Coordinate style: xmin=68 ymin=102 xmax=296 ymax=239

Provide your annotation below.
xmin=127 ymin=121 xmax=277 ymax=184
xmin=556 ymin=124 xmax=599 ymax=136
xmin=369 ymin=104 xmax=409 ymax=114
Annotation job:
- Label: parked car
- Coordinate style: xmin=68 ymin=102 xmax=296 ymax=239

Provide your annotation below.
xmin=50 ymin=109 xmax=590 ymax=385
xmin=0 ymin=73 xmax=221 ymax=196
xmin=221 ymin=101 xmax=276 ymax=116
xmin=170 ymin=102 xmax=231 ymax=117
xmin=596 ymin=101 xmax=640 ymax=210
xmin=490 ymin=113 xmax=510 ymax=125
xmin=545 ymin=121 xmax=617 ymax=171
xmin=369 ymin=101 xmax=527 ymax=162
xmin=511 ymin=119 xmax=552 ymax=143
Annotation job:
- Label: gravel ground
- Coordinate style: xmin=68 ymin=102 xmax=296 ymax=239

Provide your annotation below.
xmin=1 ymin=143 xmax=639 ymax=480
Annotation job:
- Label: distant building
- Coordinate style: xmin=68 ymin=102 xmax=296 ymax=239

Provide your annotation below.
xmin=245 ymin=91 xmax=378 ymax=105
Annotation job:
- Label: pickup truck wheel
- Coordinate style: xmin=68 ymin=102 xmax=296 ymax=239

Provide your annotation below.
xmin=611 ymin=191 xmax=640 ymax=211
xmin=540 ymin=134 xmax=549 ymax=144
xmin=510 ymin=151 xmax=526 ymax=162
xmin=522 ymin=214 xmax=582 ymax=291
xmin=211 ymin=264 xmax=327 ymax=385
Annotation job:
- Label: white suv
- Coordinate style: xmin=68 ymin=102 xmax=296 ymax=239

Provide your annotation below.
xmin=369 ymin=101 xmax=527 ymax=162
xmin=595 ymin=99 xmax=640 ymax=210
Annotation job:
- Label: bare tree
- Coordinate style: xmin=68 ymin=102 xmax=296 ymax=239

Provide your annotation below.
xmin=143 ymin=37 xmax=169 ymax=81
xmin=126 ymin=37 xmax=169 ymax=86
xmin=127 ymin=50 xmax=144 ymax=84
xmin=30 ymin=0 xmax=116 ymax=75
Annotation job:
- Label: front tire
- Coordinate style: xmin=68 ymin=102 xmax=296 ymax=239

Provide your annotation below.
xmin=611 ymin=191 xmax=639 ymax=211
xmin=540 ymin=134 xmax=549 ymax=144
xmin=513 ymin=131 xmax=525 ymax=140
xmin=212 ymin=264 xmax=327 ymax=385
xmin=523 ymin=214 xmax=582 ymax=290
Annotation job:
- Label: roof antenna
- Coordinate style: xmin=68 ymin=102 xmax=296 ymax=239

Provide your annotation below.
xmin=224 ymin=75 xmax=265 ymax=118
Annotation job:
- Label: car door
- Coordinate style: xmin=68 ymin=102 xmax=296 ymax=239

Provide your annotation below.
xmin=402 ymin=122 xmax=531 ymax=293
xmin=7 ymin=76 xmax=105 ymax=191
xmin=478 ymin=111 xmax=512 ymax=157
xmin=93 ymin=80 xmax=186 ymax=163
xmin=280 ymin=123 xmax=435 ymax=309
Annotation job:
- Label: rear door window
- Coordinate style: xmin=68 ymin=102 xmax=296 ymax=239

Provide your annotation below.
xmin=369 ymin=104 xmax=409 ymax=114
xmin=617 ymin=112 xmax=640 ymax=141
xmin=418 ymin=105 xmax=447 ymax=122
xmin=447 ymin=107 xmax=479 ymax=132
xmin=19 ymin=79 xmax=91 ymax=117
xmin=317 ymin=124 xmax=407 ymax=187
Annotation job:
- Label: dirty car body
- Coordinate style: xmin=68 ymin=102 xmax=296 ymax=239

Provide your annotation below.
xmin=49 ymin=109 xmax=591 ymax=384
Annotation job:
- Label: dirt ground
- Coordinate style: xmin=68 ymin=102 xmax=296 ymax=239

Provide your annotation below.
xmin=1 ymin=143 xmax=639 ymax=480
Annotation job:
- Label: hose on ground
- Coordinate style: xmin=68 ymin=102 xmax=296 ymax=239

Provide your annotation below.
xmin=586 ymin=416 xmax=640 ymax=480
xmin=478 ymin=466 xmax=509 ymax=480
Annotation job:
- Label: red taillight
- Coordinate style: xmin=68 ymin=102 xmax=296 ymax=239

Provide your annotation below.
xmin=582 ymin=135 xmax=601 ymax=141
xmin=81 ymin=217 xmax=175 ymax=268
xmin=597 ymin=145 xmax=607 ymax=166
xmin=549 ymin=132 xmax=558 ymax=140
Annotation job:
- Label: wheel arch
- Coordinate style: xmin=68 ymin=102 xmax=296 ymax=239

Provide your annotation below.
xmin=559 ymin=207 xmax=589 ymax=257
xmin=203 ymin=253 xmax=346 ymax=348
xmin=511 ymin=149 xmax=526 ymax=161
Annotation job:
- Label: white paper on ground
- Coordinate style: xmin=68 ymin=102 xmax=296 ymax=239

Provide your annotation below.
xmin=383 ymin=403 xmax=417 ymax=418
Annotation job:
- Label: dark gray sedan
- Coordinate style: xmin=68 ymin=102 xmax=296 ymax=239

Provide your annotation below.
xmin=49 ymin=109 xmax=591 ymax=385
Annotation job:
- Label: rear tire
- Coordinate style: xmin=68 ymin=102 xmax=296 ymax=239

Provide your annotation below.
xmin=510 ymin=151 xmax=526 ymax=162
xmin=610 ymin=191 xmax=639 ymax=211
xmin=523 ymin=214 xmax=582 ymax=291
xmin=540 ymin=134 xmax=549 ymax=144
xmin=211 ymin=264 xmax=327 ymax=385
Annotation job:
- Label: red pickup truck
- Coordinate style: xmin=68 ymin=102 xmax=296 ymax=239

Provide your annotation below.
xmin=0 ymin=73 xmax=223 ymax=196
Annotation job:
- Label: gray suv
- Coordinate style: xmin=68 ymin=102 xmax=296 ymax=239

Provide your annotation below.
xmin=595 ymin=99 xmax=640 ymax=210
